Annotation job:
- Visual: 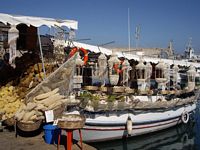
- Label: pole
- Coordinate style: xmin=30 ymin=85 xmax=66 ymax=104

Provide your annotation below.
xmin=37 ymin=28 xmax=46 ymax=79
xmin=128 ymin=8 xmax=131 ymax=52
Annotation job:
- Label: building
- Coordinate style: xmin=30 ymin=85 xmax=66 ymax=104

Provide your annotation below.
xmin=110 ymin=41 xmax=174 ymax=59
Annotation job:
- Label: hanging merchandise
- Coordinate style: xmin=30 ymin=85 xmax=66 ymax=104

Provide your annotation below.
xmin=51 ymin=25 xmax=68 ymax=64
xmin=75 ymin=52 xmax=84 ymax=66
xmin=172 ymin=65 xmax=179 ymax=89
xmin=108 ymin=53 xmax=120 ymax=85
xmin=155 ymin=61 xmax=168 ymax=92
xmin=68 ymin=47 xmax=88 ymax=89
xmin=136 ymin=60 xmax=147 ymax=92
xmin=73 ymin=52 xmax=84 ymax=89
xmin=91 ymin=62 xmax=99 ymax=85
xmin=187 ymin=65 xmax=196 ymax=92
xmin=8 ymin=25 xmax=19 ymax=68
xmin=146 ymin=62 xmax=152 ymax=90
xmin=98 ymin=53 xmax=108 ymax=85
xmin=122 ymin=59 xmax=131 ymax=86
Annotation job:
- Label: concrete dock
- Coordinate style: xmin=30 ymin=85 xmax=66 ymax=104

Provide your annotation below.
xmin=0 ymin=130 xmax=97 ymax=150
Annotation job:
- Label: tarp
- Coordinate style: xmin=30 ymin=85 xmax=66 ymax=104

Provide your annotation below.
xmin=0 ymin=13 xmax=78 ymax=29
xmin=66 ymin=41 xmax=112 ymax=55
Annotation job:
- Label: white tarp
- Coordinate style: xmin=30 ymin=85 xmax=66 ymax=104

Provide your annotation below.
xmin=64 ymin=41 xmax=200 ymax=68
xmin=51 ymin=40 xmax=112 ymax=55
xmin=0 ymin=13 xmax=78 ymax=29
xmin=66 ymin=41 xmax=112 ymax=55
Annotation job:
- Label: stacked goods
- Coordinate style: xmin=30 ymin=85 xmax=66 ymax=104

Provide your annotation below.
xmin=0 ymin=85 xmax=23 ymax=120
xmin=14 ymin=63 xmax=58 ymax=98
xmin=19 ymin=63 xmax=57 ymax=89
xmin=15 ymin=88 xmax=68 ymax=123
xmin=0 ymin=79 xmax=55 ymax=122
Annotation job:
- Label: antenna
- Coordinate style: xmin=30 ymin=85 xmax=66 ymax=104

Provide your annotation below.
xmin=98 ymin=41 xmax=115 ymax=47
xmin=75 ymin=38 xmax=91 ymax=42
xmin=97 ymin=41 xmax=115 ymax=53
xmin=135 ymin=24 xmax=141 ymax=50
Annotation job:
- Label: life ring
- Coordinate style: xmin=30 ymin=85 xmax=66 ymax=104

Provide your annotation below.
xmin=69 ymin=47 xmax=88 ymax=65
xmin=181 ymin=111 xmax=189 ymax=124
xmin=69 ymin=47 xmax=78 ymax=57
xmin=79 ymin=47 xmax=88 ymax=65
xmin=113 ymin=60 xmax=125 ymax=74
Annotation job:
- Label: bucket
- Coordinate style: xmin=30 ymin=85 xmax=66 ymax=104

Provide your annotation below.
xmin=43 ymin=124 xmax=61 ymax=144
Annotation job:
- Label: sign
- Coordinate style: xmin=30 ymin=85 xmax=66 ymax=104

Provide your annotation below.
xmin=45 ymin=110 xmax=54 ymax=123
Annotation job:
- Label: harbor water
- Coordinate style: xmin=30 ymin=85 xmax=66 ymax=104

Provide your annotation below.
xmin=90 ymin=100 xmax=200 ymax=150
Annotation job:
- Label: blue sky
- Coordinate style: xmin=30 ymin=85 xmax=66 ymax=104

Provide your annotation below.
xmin=0 ymin=0 xmax=200 ymax=54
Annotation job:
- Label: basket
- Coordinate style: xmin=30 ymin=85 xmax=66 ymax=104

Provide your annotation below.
xmin=57 ymin=114 xmax=85 ymax=129
xmin=17 ymin=120 xmax=42 ymax=132
xmin=4 ymin=117 xmax=16 ymax=126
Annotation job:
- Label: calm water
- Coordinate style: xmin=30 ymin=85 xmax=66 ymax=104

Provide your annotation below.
xmin=89 ymin=100 xmax=200 ymax=150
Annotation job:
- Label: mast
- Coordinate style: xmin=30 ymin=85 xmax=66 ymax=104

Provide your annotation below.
xmin=128 ymin=8 xmax=131 ymax=52
xmin=135 ymin=24 xmax=141 ymax=50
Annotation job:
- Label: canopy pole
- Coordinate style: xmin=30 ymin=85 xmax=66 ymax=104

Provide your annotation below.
xmin=37 ymin=28 xmax=46 ymax=79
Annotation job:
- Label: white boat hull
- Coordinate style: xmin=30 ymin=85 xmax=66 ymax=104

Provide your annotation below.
xmin=73 ymin=103 xmax=196 ymax=142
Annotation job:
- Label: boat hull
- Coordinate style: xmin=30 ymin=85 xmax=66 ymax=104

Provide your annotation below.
xmin=73 ymin=103 xmax=196 ymax=142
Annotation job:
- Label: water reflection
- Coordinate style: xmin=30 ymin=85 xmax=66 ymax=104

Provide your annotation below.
xmin=90 ymin=101 xmax=200 ymax=150
xmin=194 ymin=101 xmax=200 ymax=150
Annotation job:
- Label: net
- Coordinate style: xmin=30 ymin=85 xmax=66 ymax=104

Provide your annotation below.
xmin=26 ymin=54 xmax=76 ymax=102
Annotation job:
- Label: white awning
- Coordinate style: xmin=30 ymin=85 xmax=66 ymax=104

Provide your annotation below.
xmin=64 ymin=41 xmax=112 ymax=55
xmin=67 ymin=41 xmax=200 ymax=68
xmin=0 ymin=13 xmax=78 ymax=29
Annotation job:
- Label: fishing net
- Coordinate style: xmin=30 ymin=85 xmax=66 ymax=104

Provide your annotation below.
xmin=25 ymin=54 xmax=76 ymax=102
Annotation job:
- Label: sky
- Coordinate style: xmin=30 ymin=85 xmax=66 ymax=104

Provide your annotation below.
xmin=0 ymin=0 xmax=200 ymax=54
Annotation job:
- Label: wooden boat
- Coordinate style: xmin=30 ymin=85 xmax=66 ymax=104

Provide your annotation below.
xmin=64 ymin=51 xmax=200 ymax=142
xmin=89 ymin=122 xmax=194 ymax=149
xmin=71 ymin=93 xmax=197 ymax=142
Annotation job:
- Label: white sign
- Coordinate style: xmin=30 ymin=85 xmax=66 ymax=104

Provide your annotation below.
xmin=45 ymin=110 xmax=54 ymax=123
